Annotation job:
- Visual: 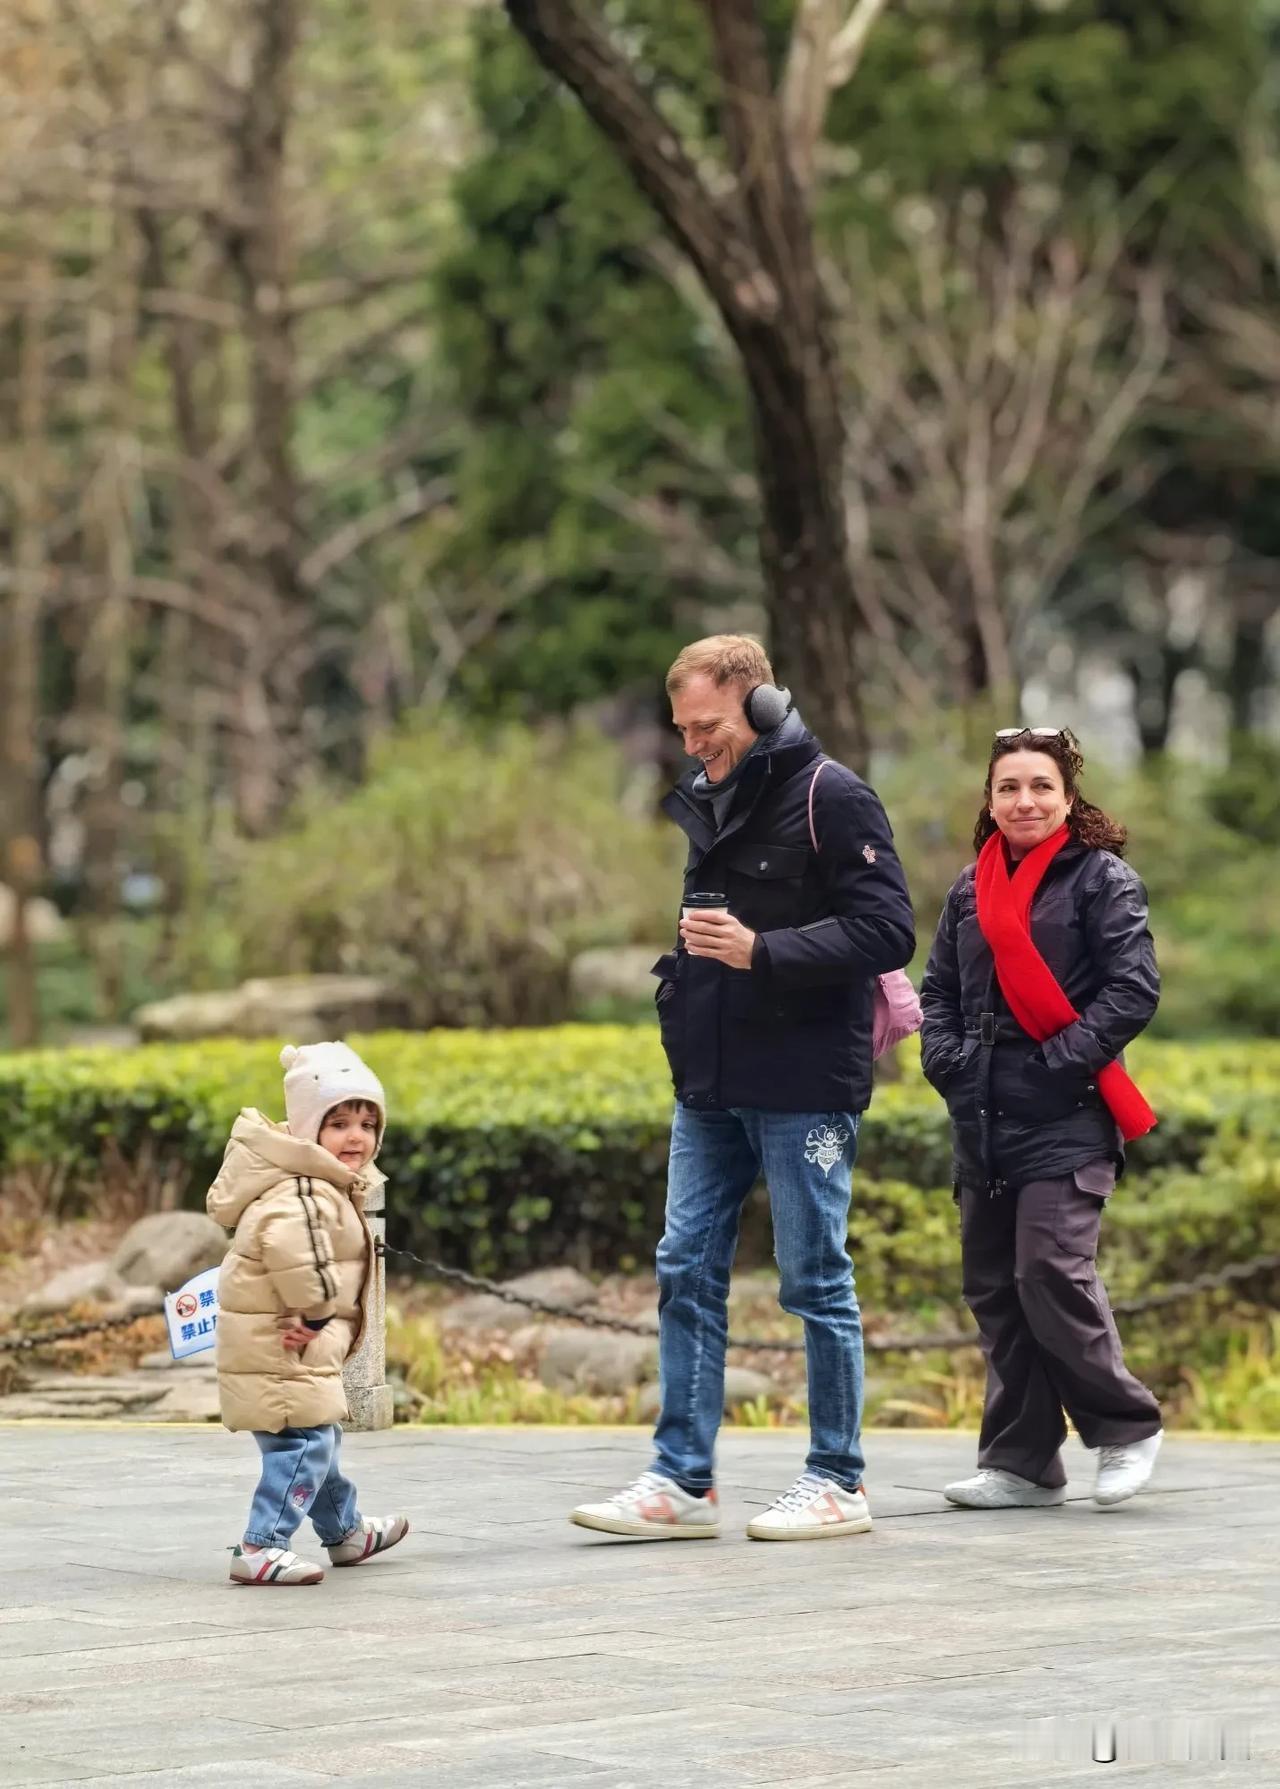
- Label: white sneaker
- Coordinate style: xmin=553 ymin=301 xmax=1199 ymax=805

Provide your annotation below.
xmin=745 ymin=1471 xmax=872 ymax=1541
xmin=1094 ymin=1430 xmax=1162 ymax=1507
xmin=570 ymin=1471 xmax=720 ymax=1539
xmin=326 ymin=1515 xmax=410 ymax=1566
xmin=228 ymin=1543 xmax=323 ymax=1585
xmin=944 ymin=1469 xmax=1066 ymax=1509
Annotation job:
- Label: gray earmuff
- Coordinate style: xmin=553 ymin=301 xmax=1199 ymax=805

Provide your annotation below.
xmin=743 ymin=683 xmax=792 ymax=731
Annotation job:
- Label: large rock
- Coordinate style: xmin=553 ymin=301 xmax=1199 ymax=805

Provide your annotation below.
xmin=634 ymin=1366 xmax=776 ymax=1424
xmin=569 ymin=946 xmax=666 ymax=1009
xmin=22 ymin=1260 xmax=129 ymax=1318
xmin=139 ymin=1347 xmax=216 ymax=1371
xmin=441 ymin=1267 xmax=598 ymax=1335
xmin=0 ymin=1367 xmax=219 ymax=1422
xmin=134 ymin=974 xmax=413 ymax=1043
xmin=132 ymin=989 xmax=245 ymax=1042
xmin=138 ymin=1378 xmax=221 ymax=1423
xmin=237 ymin=975 xmax=413 ymax=1039
xmin=722 ymin=1366 xmax=775 ymax=1409
xmin=537 ymin=1327 xmax=658 ymax=1394
xmin=102 ymin=1285 xmax=166 ymax=1319
xmin=0 ymin=884 xmax=66 ymax=946
xmin=113 ymin=1211 xmax=228 ymax=1293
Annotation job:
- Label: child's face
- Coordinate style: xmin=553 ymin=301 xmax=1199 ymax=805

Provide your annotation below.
xmin=317 ymin=1101 xmax=379 ymax=1171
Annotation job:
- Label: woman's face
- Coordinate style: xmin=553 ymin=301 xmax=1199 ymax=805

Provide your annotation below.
xmin=988 ymin=750 xmax=1072 ymax=859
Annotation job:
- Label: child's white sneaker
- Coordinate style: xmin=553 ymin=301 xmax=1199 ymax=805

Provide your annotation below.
xmin=570 ymin=1471 xmax=721 ymax=1539
xmin=229 ymin=1543 xmax=323 ymax=1585
xmin=1094 ymin=1431 xmax=1163 ymax=1507
xmin=746 ymin=1471 xmax=873 ymax=1540
xmin=326 ymin=1514 xmax=411 ymax=1565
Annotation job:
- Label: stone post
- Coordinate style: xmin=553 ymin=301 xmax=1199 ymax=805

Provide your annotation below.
xmin=343 ymin=1179 xmax=393 ymax=1430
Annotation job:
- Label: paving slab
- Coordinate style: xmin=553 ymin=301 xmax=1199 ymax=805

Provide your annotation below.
xmin=1 ymin=1424 xmax=1277 ymax=1787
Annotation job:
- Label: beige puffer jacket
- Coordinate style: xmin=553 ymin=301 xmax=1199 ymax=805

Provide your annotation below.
xmin=207 ymin=1108 xmax=381 ymax=1434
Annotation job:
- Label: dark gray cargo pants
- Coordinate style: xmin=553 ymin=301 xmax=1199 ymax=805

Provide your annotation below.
xmin=959 ymin=1164 xmax=1162 ymax=1489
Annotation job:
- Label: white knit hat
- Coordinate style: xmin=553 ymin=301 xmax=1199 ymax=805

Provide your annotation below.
xmin=279 ymin=1041 xmax=387 ymax=1148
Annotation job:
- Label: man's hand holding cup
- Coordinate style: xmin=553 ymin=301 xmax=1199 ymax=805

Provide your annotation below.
xmin=680 ymin=891 xmax=757 ymax=971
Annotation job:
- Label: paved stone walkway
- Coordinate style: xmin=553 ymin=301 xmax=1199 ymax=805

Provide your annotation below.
xmin=2 ymin=1425 xmax=1277 ymax=1787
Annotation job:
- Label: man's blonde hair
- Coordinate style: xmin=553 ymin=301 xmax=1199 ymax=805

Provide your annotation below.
xmin=665 ymin=634 xmax=774 ymax=697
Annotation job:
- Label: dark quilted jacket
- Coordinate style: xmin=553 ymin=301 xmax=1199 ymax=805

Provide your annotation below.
xmin=653 ymin=722 xmax=915 ymax=1113
xmin=919 ymin=841 xmax=1160 ymax=1192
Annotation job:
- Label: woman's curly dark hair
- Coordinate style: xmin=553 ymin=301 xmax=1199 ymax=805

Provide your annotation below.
xmin=973 ymin=729 xmax=1127 ymax=855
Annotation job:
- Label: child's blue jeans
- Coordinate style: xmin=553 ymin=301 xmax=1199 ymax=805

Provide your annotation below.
xmin=244 ymin=1423 xmax=360 ymax=1548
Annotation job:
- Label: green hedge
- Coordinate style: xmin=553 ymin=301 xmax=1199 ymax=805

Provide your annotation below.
xmin=1 ymin=1030 xmax=1277 ymax=1302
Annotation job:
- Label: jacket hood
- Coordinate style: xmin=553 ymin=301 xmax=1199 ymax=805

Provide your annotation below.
xmin=207 ymin=1107 xmax=386 ymax=1228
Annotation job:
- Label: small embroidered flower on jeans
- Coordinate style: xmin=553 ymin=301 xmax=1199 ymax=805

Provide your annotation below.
xmin=291 ymin=1485 xmax=312 ymax=1508
xmin=804 ymin=1123 xmax=851 ymax=1177
xmin=862 ymin=844 xmax=877 ymax=864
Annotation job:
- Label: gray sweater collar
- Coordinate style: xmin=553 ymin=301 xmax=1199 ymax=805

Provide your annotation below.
xmin=691 ymin=707 xmax=805 ymax=827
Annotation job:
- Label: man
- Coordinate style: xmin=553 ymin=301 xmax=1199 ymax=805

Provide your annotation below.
xmin=571 ymin=635 xmax=915 ymax=1542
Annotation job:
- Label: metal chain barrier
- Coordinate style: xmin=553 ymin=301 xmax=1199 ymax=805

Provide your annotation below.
xmin=376 ymin=1242 xmax=1280 ymax=1357
xmin=2 ymin=1246 xmax=1277 ymax=1360
xmin=0 ymin=1309 xmax=157 ymax=1355
xmin=1108 ymin=1252 xmax=1280 ymax=1317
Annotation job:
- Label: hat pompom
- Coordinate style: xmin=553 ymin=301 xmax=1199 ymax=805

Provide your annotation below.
xmin=279 ymin=1044 xmax=300 ymax=1069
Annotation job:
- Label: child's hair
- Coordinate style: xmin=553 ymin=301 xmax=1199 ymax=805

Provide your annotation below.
xmin=319 ymin=1098 xmax=381 ymax=1128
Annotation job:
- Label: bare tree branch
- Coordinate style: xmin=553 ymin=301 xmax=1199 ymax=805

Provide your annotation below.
xmin=781 ymin=0 xmax=891 ymax=189
xmin=299 ymin=478 xmax=453 ymax=588
xmin=503 ymin=0 xmax=777 ymax=326
xmin=835 ymin=188 xmax=1170 ymax=707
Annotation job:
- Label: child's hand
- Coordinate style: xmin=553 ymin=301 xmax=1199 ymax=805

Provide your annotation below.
xmin=277 ymin=1315 xmax=314 ymax=1353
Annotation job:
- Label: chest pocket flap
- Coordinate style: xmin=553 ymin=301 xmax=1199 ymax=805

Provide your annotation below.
xmin=726 ymin=843 xmax=808 ymax=880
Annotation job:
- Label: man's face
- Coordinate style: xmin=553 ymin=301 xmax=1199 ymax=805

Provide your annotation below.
xmin=670 ymin=672 xmax=758 ymax=784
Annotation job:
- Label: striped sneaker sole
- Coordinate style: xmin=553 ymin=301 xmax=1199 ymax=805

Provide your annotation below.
xmin=229 ymin=1558 xmax=324 ymax=1586
xmin=329 ymin=1516 xmax=410 ymax=1567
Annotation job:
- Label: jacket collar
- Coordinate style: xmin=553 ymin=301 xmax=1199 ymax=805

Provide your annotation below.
xmin=662 ymin=726 xmax=822 ymax=851
xmin=207 ymin=1108 xmax=387 ymax=1228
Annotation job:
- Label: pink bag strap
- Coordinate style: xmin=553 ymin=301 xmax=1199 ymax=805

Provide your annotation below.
xmin=807 ymin=759 xmax=830 ymax=853
xmin=806 ymin=755 xmax=920 ymax=1057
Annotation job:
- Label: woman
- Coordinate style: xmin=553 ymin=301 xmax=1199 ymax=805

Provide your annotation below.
xmin=920 ymin=727 xmax=1162 ymax=1510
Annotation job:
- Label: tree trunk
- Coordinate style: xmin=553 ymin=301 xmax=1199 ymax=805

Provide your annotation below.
xmin=1224 ymin=579 xmax=1278 ymax=747
xmin=76 ymin=197 xmax=142 ymax=1020
xmin=503 ymin=0 xmax=870 ymax=765
xmin=1127 ymin=639 xmax=1192 ymax=758
xmin=222 ymin=0 xmax=307 ymax=829
xmin=704 ymin=0 xmax=867 ymax=764
xmin=741 ymin=354 xmax=866 ymax=762
xmin=2 ymin=259 xmax=51 ymax=1048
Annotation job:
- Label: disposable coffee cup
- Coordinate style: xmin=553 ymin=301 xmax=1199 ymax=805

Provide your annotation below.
xmin=682 ymin=891 xmax=729 ymax=920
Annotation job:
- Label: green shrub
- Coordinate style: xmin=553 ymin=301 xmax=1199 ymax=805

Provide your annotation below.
xmin=1205 ymin=737 xmax=1280 ymax=848
xmin=0 ymin=1030 xmax=1276 ymax=1300
xmin=165 ymin=717 xmax=683 ymax=1029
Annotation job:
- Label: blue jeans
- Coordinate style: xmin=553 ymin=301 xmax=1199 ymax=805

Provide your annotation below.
xmin=244 ymin=1424 xmax=361 ymax=1549
xmin=652 ymin=1104 xmax=865 ymax=1495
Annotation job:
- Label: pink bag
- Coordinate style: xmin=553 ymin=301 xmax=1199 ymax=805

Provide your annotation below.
xmin=808 ymin=760 xmax=922 ymax=1060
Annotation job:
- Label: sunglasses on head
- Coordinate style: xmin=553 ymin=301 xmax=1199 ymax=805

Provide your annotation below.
xmin=993 ymin=726 xmax=1070 ymax=742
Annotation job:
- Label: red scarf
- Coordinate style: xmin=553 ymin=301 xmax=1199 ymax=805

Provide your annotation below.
xmin=974 ymin=824 xmax=1156 ymax=1141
